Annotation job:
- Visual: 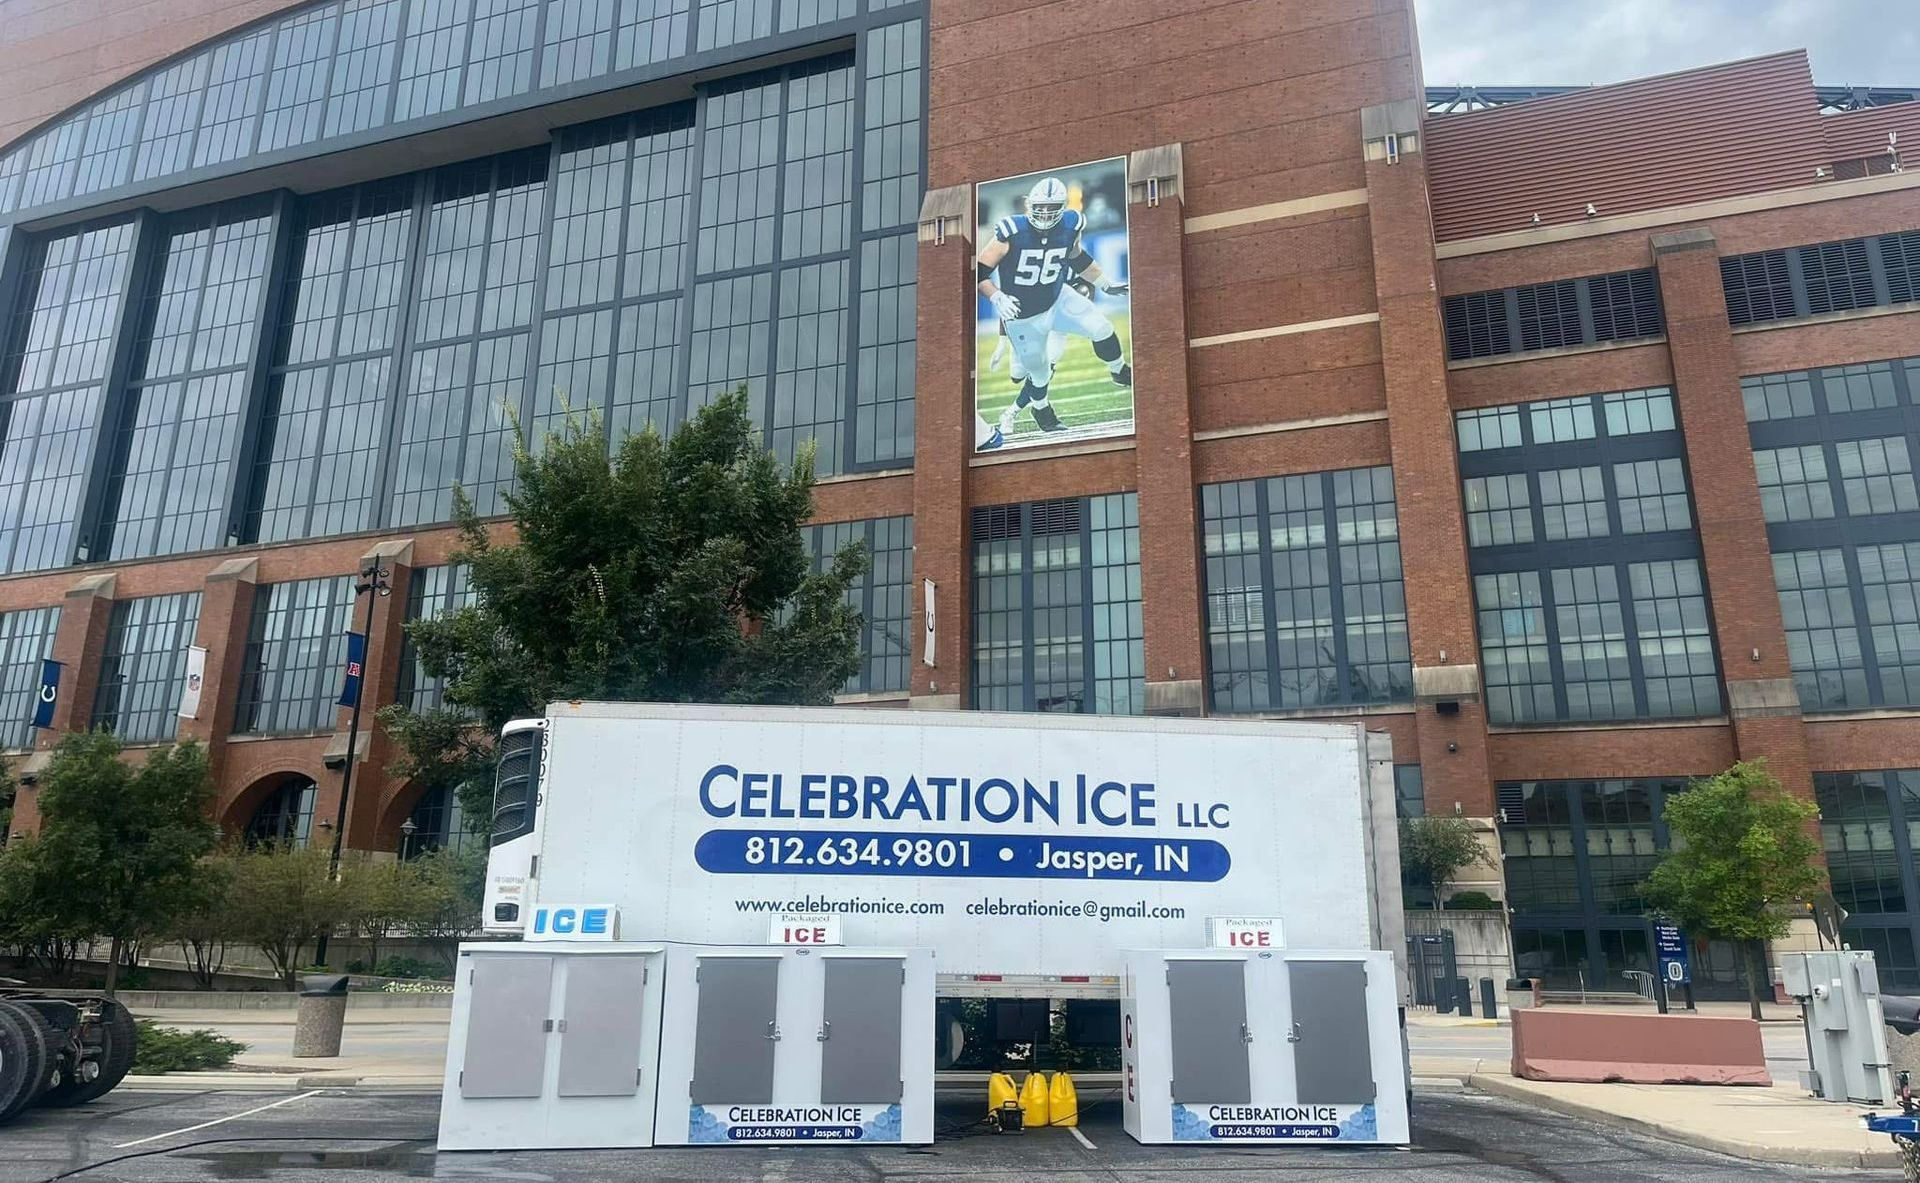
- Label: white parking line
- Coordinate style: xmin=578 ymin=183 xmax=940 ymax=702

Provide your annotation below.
xmin=1069 ymin=1126 xmax=1096 ymax=1150
xmin=113 ymin=1090 xmax=324 ymax=1148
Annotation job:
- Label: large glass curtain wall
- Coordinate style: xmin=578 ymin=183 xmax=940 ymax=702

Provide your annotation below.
xmin=0 ymin=7 xmax=923 ymax=576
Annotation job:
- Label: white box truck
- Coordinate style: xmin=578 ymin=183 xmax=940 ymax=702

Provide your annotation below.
xmin=444 ymin=702 xmax=1409 ymax=1150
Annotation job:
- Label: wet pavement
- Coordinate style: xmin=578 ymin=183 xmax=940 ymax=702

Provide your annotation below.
xmin=0 ymin=1089 xmax=1899 ymax=1182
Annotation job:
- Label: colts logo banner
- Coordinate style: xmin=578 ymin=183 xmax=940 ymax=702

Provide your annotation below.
xmin=527 ymin=904 xmax=619 ymax=942
xmin=31 ymin=659 xmax=62 ymax=729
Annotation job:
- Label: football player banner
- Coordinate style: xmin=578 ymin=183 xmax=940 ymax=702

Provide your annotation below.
xmin=973 ymin=157 xmax=1133 ymax=453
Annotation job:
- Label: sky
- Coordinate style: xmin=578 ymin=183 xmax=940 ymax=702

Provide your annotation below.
xmin=1414 ymin=0 xmax=1919 ymax=89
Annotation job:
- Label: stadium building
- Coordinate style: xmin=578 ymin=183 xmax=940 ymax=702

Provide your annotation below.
xmin=0 ymin=0 xmax=1917 ymax=997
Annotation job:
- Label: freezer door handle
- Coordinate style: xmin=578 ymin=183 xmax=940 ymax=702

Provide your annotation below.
xmin=817 ymin=1021 xmax=831 ymax=1042
xmin=766 ymin=1020 xmax=782 ymax=1042
xmin=1241 ymin=1022 xmax=1254 ymax=1044
xmin=1286 ymin=1021 xmax=1303 ymax=1044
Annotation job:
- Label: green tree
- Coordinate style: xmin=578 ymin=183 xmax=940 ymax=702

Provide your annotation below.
xmin=403 ymin=846 xmax=488 ymax=972
xmin=1399 ymin=814 xmax=1492 ymax=909
xmin=345 ymin=855 xmax=420 ymax=972
xmin=224 ymin=843 xmax=357 ymax=988
xmin=164 ymin=852 xmax=235 ymax=990
xmin=381 ymin=390 xmax=866 ymax=822
xmin=0 ymin=834 xmax=90 ymax=980
xmin=1642 ymin=761 xmax=1824 ymax=1020
xmin=0 ymin=757 xmax=16 ymax=840
xmin=26 ymin=734 xmax=220 ymax=993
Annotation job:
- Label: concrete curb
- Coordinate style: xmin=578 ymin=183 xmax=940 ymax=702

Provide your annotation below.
xmin=1465 ymin=1073 xmax=1900 ymax=1170
xmin=116 ymin=1072 xmax=443 ymax=1093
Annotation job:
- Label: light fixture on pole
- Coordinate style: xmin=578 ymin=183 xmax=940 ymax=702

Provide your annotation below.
xmin=313 ymin=558 xmax=392 ymax=967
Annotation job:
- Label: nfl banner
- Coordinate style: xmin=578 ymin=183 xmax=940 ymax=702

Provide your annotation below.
xmin=177 ymin=645 xmax=207 ymax=719
xmin=32 ymin=659 xmax=62 ymax=729
xmin=338 ymin=631 xmax=368 ymax=709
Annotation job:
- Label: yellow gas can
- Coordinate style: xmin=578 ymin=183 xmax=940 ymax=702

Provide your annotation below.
xmin=987 ymin=1071 xmax=1019 ymax=1117
xmin=1047 ymin=1071 xmax=1078 ymax=1127
xmin=1019 ymin=1070 xmax=1051 ymax=1128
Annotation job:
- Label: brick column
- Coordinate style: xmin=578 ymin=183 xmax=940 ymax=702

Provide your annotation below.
xmin=909 ymin=185 xmax=973 ymax=710
xmin=1127 ymin=145 xmax=1206 ymax=717
xmin=1363 ymin=101 xmax=1494 ymax=816
xmin=1652 ymin=228 xmax=1812 ymax=798
xmin=10 ymin=573 xmax=120 ymax=834
xmin=184 ymin=556 xmax=259 ymax=802
xmin=325 ymin=539 xmax=413 ymax=854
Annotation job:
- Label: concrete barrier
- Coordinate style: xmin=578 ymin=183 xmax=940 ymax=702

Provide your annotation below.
xmin=110 ymin=988 xmax=453 ymax=1010
xmin=1511 ymin=1008 xmax=1770 ymax=1085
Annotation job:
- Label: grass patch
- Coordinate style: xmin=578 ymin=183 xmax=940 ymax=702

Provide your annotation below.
xmin=130 ymin=1020 xmax=247 ymax=1074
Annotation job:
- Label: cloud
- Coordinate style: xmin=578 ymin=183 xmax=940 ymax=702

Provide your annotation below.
xmin=1414 ymin=0 xmax=1919 ymax=88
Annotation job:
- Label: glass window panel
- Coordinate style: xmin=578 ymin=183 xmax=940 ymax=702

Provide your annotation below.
xmin=398 ymin=563 xmax=475 ymax=710
xmin=1529 ymin=395 xmax=1596 ymax=444
xmin=1463 ymin=472 xmax=1532 ymax=547
xmin=1477 ymin=571 xmax=1554 ymax=723
xmin=1774 ymin=548 xmax=1869 ymax=710
xmin=461 ymin=333 xmax=529 ymax=516
xmin=1754 ymin=443 xmax=1835 ymax=523
xmin=1815 ymin=773 xmax=1906 ymax=918
xmin=92 ymin=592 xmax=203 ymax=742
xmin=1629 ymin=558 xmax=1720 ymax=717
xmin=194 ymin=29 xmax=272 ymax=168
xmin=688 ymin=272 xmax=772 ymax=412
xmin=540 ymin=0 xmax=616 ymax=87
xmin=1200 ymin=481 xmax=1268 ymax=713
xmin=781 ymin=0 xmax=855 ymax=30
xmin=794 ymin=516 xmax=913 ymax=695
xmin=532 ymin=309 xmax=612 ymax=442
xmin=74 ymin=84 xmax=145 ymax=196
xmin=1836 ymin=436 xmax=1920 ymax=516
xmin=390 ymin=342 xmax=473 ymax=526
xmin=854 ymin=232 xmax=914 ymax=466
xmin=1614 ymin=457 xmax=1693 ymax=534
xmin=860 ymin=20 xmax=921 ymax=231
xmin=770 ymin=258 xmax=847 ymax=472
xmin=324 ymin=0 xmax=402 ymax=139
xmin=245 ymin=778 xmax=318 ymax=846
xmin=1454 ymin=404 xmax=1522 ymax=452
xmin=259 ymin=3 xmax=341 ymax=154
xmin=1551 ymin=566 xmax=1633 ymax=720
xmin=18 ymin=115 xmax=84 ymax=211
xmin=1089 ymin=492 xmax=1144 ymax=716
xmin=395 ymin=0 xmax=473 ymax=121
xmin=780 ymin=57 xmax=854 ymax=260
xmin=1600 ymin=387 xmax=1675 ymax=436
xmin=1860 ymin=542 xmax=1920 ymax=707
xmin=1822 ymin=361 xmax=1900 ymax=414
xmin=1742 ymin=371 xmax=1816 ymax=422
xmin=465 ymin=0 xmax=540 ymax=105
xmin=621 ymin=110 xmax=694 ymax=299
xmin=1394 ymin=765 xmax=1425 ymax=819
xmin=546 ymin=121 xmax=628 ymax=312
xmin=235 ymin=575 xmax=355 ymax=734
xmin=610 ymin=298 xmax=680 ymax=439
xmin=1537 ymin=465 xmax=1608 ymax=540
xmin=136 ymin=55 xmax=211 ymax=182
xmin=696 ymin=74 xmax=780 ymax=273
xmin=697 ymin=0 xmax=775 ymax=50
xmin=0 ymin=606 xmax=61 ymax=750
xmin=615 ymin=0 xmax=691 ymax=70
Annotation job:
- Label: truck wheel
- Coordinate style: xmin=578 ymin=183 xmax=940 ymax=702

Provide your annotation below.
xmin=0 ymin=1002 xmax=53 ymax=1124
xmin=37 ymin=1000 xmax=137 ymax=1108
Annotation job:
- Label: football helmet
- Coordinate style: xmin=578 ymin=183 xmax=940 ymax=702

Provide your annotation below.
xmin=1024 ymin=177 xmax=1068 ymax=229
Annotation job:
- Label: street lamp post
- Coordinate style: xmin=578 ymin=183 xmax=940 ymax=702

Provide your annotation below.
xmin=399 ymin=817 xmax=417 ymax=860
xmin=313 ymin=559 xmax=391 ymax=968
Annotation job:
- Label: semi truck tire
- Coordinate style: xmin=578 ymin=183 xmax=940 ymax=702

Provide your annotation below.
xmin=0 ymin=1001 xmax=53 ymax=1124
xmin=37 ymin=999 xmax=137 ymax=1108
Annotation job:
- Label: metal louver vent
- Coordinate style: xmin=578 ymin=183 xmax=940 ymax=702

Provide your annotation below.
xmin=1495 ymin=783 xmax=1529 ymax=826
xmin=1800 ymin=239 xmax=1876 ymax=315
xmin=1720 ymin=250 xmax=1794 ymax=326
xmin=971 ymin=505 xmax=1021 ymax=542
xmin=1029 ymin=498 xmax=1081 ymax=538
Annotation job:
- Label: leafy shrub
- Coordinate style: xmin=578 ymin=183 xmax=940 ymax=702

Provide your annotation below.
xmin=1443 ymin=890 xmax=1501 ymax=911
xmin=129 ymin=1020 xmax=246 ymax=1074
xmin=372 ymin=957 xmax=442 ymax=981
xmin=382 ymin=980 xmax=454 ymax=994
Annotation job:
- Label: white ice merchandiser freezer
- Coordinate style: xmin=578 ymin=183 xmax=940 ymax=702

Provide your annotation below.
xmin=438 ymin=941 xmax=668 ymax=1151
xmin=438 ymin=941 xmax=934 ymax=1151
xmin=1121 ymin=947 xmax=1409 ymax=1145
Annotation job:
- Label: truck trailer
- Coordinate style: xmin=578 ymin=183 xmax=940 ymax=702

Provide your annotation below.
xmin=441 ymin=702 xmax=1409 ymax=1150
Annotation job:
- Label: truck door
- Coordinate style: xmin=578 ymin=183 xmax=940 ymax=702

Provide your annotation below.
xmin=690 ymin=957 xmax=781 ymax=1104
xmin=1286 ymin=959 xmax=1376 ymax=1104
xmin=1167 ymin=959 xmax=1252 ymax=1104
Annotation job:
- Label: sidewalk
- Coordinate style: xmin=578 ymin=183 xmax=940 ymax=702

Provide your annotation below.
xmin=124 ymin=1005 xmax=447 ymax=1092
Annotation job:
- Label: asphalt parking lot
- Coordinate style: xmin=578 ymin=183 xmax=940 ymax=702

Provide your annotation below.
xmin=0 ymin=1089 xmax=1899 ymax=1183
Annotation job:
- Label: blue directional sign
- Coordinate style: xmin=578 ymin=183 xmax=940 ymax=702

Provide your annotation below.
xmin=1653 ymin=922 xmax=1691 ymax=986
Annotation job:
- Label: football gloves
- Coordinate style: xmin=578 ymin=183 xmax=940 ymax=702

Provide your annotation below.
xmin=990 ymin=290 xmax=1022 ymax=321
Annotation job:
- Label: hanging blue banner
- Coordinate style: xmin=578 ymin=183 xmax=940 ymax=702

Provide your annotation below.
xmin=32 ymin=659 xmax=62 ymax=729
xmin=338 ymin=631 xmax=367 ymax=708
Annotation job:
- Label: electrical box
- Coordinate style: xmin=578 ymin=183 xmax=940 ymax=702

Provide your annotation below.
xmin=654 ymin=944 xmax=935 ymax=1145
xmin=439 ymin=942 xmax=667 ymax=1150
xmin=1120 ymin=948 xmax=1408 ymax=1145
xmin=1781 ymin=950 xmax=1893 ymax=1104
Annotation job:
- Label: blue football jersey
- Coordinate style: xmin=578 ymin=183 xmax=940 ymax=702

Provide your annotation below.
xmin=991 ymin=208 xmax=1084 ymax=318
